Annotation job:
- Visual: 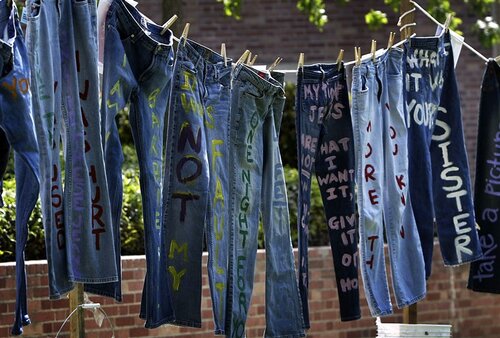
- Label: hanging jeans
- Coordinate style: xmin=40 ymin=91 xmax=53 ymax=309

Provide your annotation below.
xmin=160 ymin=38 xmax=231 ymax=330
xmin=468 ymin=60 xmax=500 ymax=292
xmin=226 ymin=64 xmax=305 ymax=338
xmin=26 ymin=0 xmax=75 ymax=300
xmin=0 ymin=4 xmax=40 ymax=335
xmin=99 ymin=0 xmax=174 ymax=319
xmin=0 ymin=128 xmax=9 ymax=207
xmin=404 ymin=32 xmax=482 ymax=278
xmin=295 ymin=63 xmax=360 ymax=325
xmin=58 ymin=0 xmax=118 ymax=284
xmin=351 ymin=49 xmax=426 ymax=316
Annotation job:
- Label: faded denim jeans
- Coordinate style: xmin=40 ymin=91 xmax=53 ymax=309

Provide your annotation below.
xmin=226 ymin=64 xmax=305 ymax=338
xmin=161 ymin=38 xmax=231 ymax=331
xmin=295 ymin=63 xmax=360 ymax=325
xmin=0 ymin=4 xmax=40 ymax=335
xmin=351 ymin=49 xmax=426 ymax=316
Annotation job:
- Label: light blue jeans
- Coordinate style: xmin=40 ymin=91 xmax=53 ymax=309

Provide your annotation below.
xmin=26 ymin=0 xmax=74 ymax=300
xmin=0 ymin=4 xmax=40 ymax=335
xmin=59 ymin=0 xmax=118 ymax=284
xmin=226 ymin=64 xmax=305 ymax=338
xmin=351 ymin=49 xmax=426 ymax=316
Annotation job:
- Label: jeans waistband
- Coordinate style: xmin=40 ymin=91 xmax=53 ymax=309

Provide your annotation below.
xmin=406 ymin=32 xmax=447 ymax=51
xmin=233 ymin=63 xmax=283 ymax=97
xmin=178 ymin=38 xmax=232 ymax=80
xmin=107 ymin=0 xmax=172 ymax=57
xmin=300 ymin=62 xmax=344 ymax=82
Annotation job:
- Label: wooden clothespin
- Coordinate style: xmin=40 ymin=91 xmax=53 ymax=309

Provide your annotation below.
xmin=298 ymin=53 xmax=305 ymax=70
xmin=246 ymin=52 xmax=253 ymax=65
xmin=247 ymin=54 xmax=258 ymax=66
xmin=268 ymin=57 xmax=283 ymax=72
xmin=160 ymin=15 xmax=178 ymax=35
xmin=495 ymin=55 xmax=500 ymax=63
xmin=371 ymin=40 xmax=377 ymax=62
xmin=354 ymin=47 xmax=361 ymax=66
xmin=444 ymin=13 xmax=453 ymax=33
xmin=181 ymin=23 xmax=190 ymax=46
xmin=336 ymin=49 xmax=344 ymax=71
xmin=387 ymin=32 xmax=395 ymax=50
xmin=221 ymin=43 xmax=227 ymax=67
xmin=236 ymin=50 xmax=250 ymax=65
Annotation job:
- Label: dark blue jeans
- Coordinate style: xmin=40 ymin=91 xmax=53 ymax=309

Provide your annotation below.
xmin=295 ymin=63 xmax=360 ymax=325
xmin=161 ymin=38 xmax=231 ymax=330
xmin=468 ymin=60 xmax=500 ymax=293
xmin=98 ymin=0 xmax=175 ymax=324
xmin=0 ymin=4 xmax=40 ymax=335
xmin=404 ymin=32 xmax=482 ymax=278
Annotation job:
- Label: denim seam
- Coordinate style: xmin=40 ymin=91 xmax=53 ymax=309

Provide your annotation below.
xmin=396 ymin=291 xmax=426 ymax=309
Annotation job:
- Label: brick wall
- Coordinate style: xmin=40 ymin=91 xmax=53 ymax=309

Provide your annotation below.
xmin=135 ymin=0 xmax=492 ymax=180
xmin=1 ymin=244 xmax=499 ymax=337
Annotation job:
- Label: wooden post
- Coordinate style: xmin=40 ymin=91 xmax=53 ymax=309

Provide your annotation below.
xmin=69 ymin=283 xmax=85 ymax=338
xmin=400 ymin=0 xmax=418 ymax=324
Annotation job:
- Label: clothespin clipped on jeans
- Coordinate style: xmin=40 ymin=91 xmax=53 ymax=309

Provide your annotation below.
xmin=248 ymin=54 xmax=258 ymax=66
xmin=336 ymin=49 xmax=344 ymax=71
xmin=236 ymin=50 xmax=250 ymax=65
xmin=181 ymin=23 xmax=190 ymax=46
xmin=354 ymin=47 xmax=361 ymax=66
xmin=371 ymin=40 xmax=377 ymax=62
xmin=444 ymin=13 xmax=453 ymax=33
xmin=387 ymin=32 xmax=395 ymax=50
xmin=160 ymin=14 xmax=178 ymax=35
xmin=221 ymin=43 xmax=227 ymax=66
xmin=298 ymin=53 xmax=304 ymax=70
xmin=268 ymin=57 xmax=283 ymax=72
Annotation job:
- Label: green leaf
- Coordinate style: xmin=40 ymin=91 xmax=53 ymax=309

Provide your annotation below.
xmin=365 ymin=9 xmax=388 ymax=30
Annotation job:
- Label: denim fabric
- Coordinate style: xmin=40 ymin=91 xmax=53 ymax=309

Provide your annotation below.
xmin=226 ymin=64 xmax=305 ymax=338
xmin=404 ymin=33 xmax=482 ymax=278
xmin=200 ymin=44 xmax=232 ymax=334
xmin=0 ymin=128 xmax=9 ymax=207
xmin=98 ymin=0 xmax=174 ymax=319
xmin=351 ymin=49 xmax=426 ymax=317
xmin=295 ymin=63 xmax=360 ymax=325
xmin=160 ymin=38 xmax=229 ymax=329
xmin=0 ymin=4 xmax=40 ymax=335
xmin=26 ymin=0 xmax=75 ymax=300
xmin=468 ymin=60 xmax=500 ymax=293
xmin=59 ymin=0 xmax=118 ymax=284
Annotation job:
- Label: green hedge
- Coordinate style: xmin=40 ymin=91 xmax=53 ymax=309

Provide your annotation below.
xmin=0 ymin=165 xmax=328 ymax=262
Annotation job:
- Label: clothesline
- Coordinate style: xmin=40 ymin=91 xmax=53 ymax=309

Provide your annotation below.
xmin=271 ymin=0 xmax=490 ymax=73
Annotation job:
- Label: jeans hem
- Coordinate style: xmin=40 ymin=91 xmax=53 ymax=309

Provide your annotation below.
xmin=49 ymin=285 xmax=75 ymax=300
xmin=144 ymin=317 xmax=202 ymax=329
xmin=214 ymin=329 xmax=225 ymax=335
xmin=340 ymin=314 xmax=361 ymax=322
xmin=370 ymin=309 xmax=393 ymax=317
xmin=396 ymin=291 xmax=426 ymax=309
xmin=70 ymin=276 xmax=119 ymax=283
xmin=443 ymin=253 xmax=483 ymax=267
xmin=84 ymin=287 xmax=123 ymax=302
xmin=264 ymin=331 xmax=306 ymax=338
xmin=467 ymin=286 xmax=500 ymax=294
